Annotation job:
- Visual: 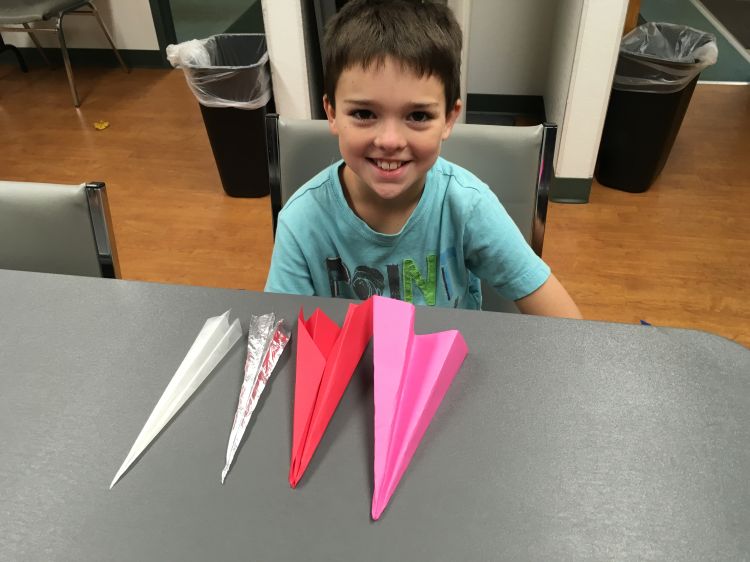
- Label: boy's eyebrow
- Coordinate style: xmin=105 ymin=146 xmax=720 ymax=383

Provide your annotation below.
xmin=341 ymin=99 xmax=440 ymax=109
xmin=340 ymin=98 xmax=375 ymax=105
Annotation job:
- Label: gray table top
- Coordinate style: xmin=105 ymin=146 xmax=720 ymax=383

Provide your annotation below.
xmin=1 ymin=269 xmax=748 ymax=561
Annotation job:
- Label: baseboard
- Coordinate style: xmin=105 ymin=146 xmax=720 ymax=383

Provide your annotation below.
xmin=0 ymin=48 xmax=167 ymax=69
xmin=466 ymin=94 xmax=546 ymax=123
xmin=550 ymin=176 xmax=592 ymax=203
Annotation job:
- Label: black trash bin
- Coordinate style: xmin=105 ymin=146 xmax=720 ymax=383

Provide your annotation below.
xmin=596 ymin=23 xmax=717 ymax=193
xmin=168 ymin=34 xmax=272 ymax=198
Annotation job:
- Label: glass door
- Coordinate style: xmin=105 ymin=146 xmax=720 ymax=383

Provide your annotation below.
xmin=170 ymin=0 xmax=264 ymax=42
xmin=149 ymin=0 xmax=264 ymax=59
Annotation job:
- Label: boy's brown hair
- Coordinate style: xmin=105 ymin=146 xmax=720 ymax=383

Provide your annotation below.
xmin=323 ymin=0 xmax=462 ymax=114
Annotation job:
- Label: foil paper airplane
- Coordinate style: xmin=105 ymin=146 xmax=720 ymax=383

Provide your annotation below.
xmin=110 ymin=311 xmax=243 ymax=489
xmin=371 ymin=295 xmax=468 ymax=520
xmin=289 ymin=299 xmax=373 ymax=488
xmin=222 ymin=313 xmax=290 ymax=483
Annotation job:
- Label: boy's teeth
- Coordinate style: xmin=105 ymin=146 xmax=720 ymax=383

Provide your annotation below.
xmin=375 ymin=160 xmax=402 ymax=171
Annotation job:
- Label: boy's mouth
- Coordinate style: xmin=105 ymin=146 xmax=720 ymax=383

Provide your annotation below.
xmin=368 ymin=158 xmax=408 ymax=171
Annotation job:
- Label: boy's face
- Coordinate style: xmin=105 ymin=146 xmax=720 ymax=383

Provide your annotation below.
xmin=323 ymin=57 xmax=461 ymax=207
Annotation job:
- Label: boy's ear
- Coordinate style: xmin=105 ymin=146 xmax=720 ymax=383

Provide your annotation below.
xmin=441 ymin=99 xmax=463 ymax=141
xmin=323 ymin=94 xmax=339 ymax=135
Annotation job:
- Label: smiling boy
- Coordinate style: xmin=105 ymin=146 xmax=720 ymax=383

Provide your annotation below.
xmin=265 ymin=0 xmax=581 ymax=318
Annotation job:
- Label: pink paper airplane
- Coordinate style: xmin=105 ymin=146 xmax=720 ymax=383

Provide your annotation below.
xmin=371 ymin=295 xmax=468 ymax=520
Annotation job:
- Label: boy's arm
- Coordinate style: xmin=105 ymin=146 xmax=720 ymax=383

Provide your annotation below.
xmin=264 ymin=218 xmax=316 ymax=296
xmin=515 ymin=273 xmax=582 ymax=319
xmin=461 ymin=186 xmax=581 ymax=318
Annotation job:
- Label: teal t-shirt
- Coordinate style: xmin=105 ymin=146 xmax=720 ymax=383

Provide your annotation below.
xmin=265 ymin=157 xmax=550 ymax=310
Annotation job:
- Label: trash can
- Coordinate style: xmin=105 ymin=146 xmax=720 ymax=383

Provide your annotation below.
xmin=167 ymin=34 xmax=272 ymax=198
xmin=596 ymin=23 xmax=717 ymax=193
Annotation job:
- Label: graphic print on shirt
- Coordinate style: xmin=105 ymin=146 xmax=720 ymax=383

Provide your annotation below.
xmin=323 ymin=250 xmax=457 ymax=306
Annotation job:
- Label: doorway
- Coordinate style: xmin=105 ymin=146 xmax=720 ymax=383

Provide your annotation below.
xmin=149 ymin=0 xmax=264 ymax=60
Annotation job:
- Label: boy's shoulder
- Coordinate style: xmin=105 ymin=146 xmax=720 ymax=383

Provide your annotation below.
xmin=278 ymin=161 xmax=345 ymax=229
xmin=284 ymin=161 xmax=340 ymax=208
xmin=431 ymin=157 xmax=496 ymax=204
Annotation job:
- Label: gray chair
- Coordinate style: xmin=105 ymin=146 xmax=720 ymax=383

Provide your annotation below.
xmin=265 ymin=114 xmax=556 ymax=313
xmin=0 ymin=180 xmax=120 ymax=278
xmin=0 ymin=0 xmax=128 ymax=107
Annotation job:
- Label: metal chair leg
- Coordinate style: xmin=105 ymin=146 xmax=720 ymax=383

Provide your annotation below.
xmin=87 ymin=1 xmax=129 ymax=73
xmin=56 ymin=16 xmax=81 ymax=107
xmin=22 ymin=23 xmax=53 ymax=67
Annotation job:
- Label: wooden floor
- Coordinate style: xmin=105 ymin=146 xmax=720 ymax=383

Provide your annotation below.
xmin=1 ymin=65 xmax=748 ymax=347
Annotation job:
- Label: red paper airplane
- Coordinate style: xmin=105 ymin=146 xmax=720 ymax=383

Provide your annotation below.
xmin=289 ymin=299 xmax=373 ymax=487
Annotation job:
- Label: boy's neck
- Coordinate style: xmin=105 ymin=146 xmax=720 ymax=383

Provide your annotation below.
xmin=339 ymin=164 xmax=425 ymax=235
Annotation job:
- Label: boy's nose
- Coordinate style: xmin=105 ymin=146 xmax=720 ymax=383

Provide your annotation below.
xmin=373 ymin=121 xmax=407 ymax=152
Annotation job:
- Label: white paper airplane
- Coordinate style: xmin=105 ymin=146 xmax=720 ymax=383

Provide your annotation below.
xmin=110 ymin=311 xmax=242 ymax=489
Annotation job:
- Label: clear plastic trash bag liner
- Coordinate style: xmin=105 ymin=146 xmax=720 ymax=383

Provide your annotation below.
xmin=613 ymin=22 xmax=718 ymax=94
xmin=166 ymin=34 xmax=271 ymax=109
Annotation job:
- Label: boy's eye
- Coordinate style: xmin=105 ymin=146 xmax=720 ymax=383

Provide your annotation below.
xmin=350 ymin=109 xmax=375 ymax=120
xmin=408 ymin=111 xmax=433 ymax=123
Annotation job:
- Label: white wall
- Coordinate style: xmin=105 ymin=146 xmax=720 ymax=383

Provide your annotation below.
xmin=0 ymin=0 xmax=158 ymax=50
xmin=544 ymin=0 xmax=585 ymax=173
xmin=447 ymin=0 xmax=472 ymax=123
xmin=466 ymin=0 xmax=557 ymax=95
xmin=262 ymin=0 xmax=474 ymax=121
xmin=551 ymin=0 xmax=628 ymax=178
xmin=261 ymin=0 xmax=627 ymax=182
xmin=261 ymin=0 xmax=312 ymax=119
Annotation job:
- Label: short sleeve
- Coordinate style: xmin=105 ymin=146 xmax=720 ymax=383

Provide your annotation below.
xmin=463 ymin=189 xmax=550 ymax=301
xmin=264 ymin=215 xmax=316 ymax=296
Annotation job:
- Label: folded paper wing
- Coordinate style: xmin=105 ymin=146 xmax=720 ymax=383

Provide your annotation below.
xmin=289 ymin=299 xmax=373 ymax=487
xmin=222 ymin=314 xmax=290 ymax=483
xmin=289 ymin=308 xmax=338 ymax=486
xmin=371 ymin=295 xmax=468 ymax=520
xmin=110 ymin=311 xmax=243 ymax=489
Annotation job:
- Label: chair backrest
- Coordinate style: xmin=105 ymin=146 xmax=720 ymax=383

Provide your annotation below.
xmin=266 ymin=115 xmax=556 ymax=312
xmin=0 ymin=181 xmax=119 ymax=278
